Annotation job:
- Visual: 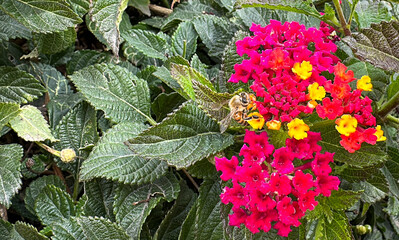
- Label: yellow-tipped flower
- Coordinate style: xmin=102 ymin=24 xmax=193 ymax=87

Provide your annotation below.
xmin=335 ymin=114 xmax=357 ymax=136
xmin=266 ymin=120 xmax=281 ymax=130
xmin=292 ymin=61 xmax=313 ymax=80
xmin=374 ymin=125 xmax=386 ymax=141
xmin=308 ymin=82 xmax=326 ymax=101
xmin=287 ymin=118 xmax=309 ymax=140
xmin=357 ymin=75 xmax=372 ymax=91
xmin=246 ymin=112 xmax=265 ymax=130
xmin=60 ymin=148 xmax=76 ymax=163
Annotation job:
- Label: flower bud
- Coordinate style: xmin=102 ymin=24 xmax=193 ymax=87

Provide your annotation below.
xmin=60 ymin=148 xmax=76 ymax=163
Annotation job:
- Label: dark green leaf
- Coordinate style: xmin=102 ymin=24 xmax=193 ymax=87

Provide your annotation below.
xmin=0 ymin=103 xmax=20 ymax=128
xmin=355 ymin=1 xmax=392 ymax=29
xmin=10 ymin=221 xmax=48 ymax=240
xmin=353 ymin=180 xmax=387 ymax=203
xmin=47 ymin=92 xmax=83 ymax=128
xmin=187 ymin=157 xmax=218 ymax=179
xmin=153 ymin=66 xmax=190 ymax=99
xmin=21 ymin=155 xmax=46 ymax=179
xmin=152 ymin=92 xmax=186 ymax=122
xmin=387 ymin=147 xmax=399 ymax=181
xmin=172 ymin=21 xmax=198 ymax=59
xmin=0 ymin=10 xmax=31 ymax=41
xmin=33 ymin=27 xmax=76 ymax=54
xmin=66 ymin=0 xmax=89 ymax=17
xmin=129 ymin=0 xmax=150 ymax=16
xmin=66 ymin=50 xmax=112 ymax=75
xmin=84 ymin=178 xmax=117 ymax=221
xmin=387 ymin=74 xmax=399 ymax=100
xmin=314 ymin=211 xmax=353 ymax=240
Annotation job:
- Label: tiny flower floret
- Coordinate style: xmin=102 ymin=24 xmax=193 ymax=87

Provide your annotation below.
xmin=266 ymin=120 xmax=281 ymax=130
xmin=288 ymin=118 xmax=310 ymax=140
xmin=374 ymin=125 xmax=386 ymax=141
xmin=292 ymin=61 xmax=313 ymax=80
xmin=335 ymin=114 xmax=357 ymax=136
xmin=357 ymin=75 xmax=372 ymax=91
xmin=246 ymin=112 xmax=265 ymax=130
xmin=308 ymin=82 xmax=326 ymax=101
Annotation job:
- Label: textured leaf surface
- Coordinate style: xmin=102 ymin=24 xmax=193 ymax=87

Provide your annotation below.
xmin=387 ymin=147 xmax=399 ymax=181
xmin=0 ymin=10 xmax=31 ymax=41
xmin=0 ymin=0 xmax=82 ymax=33
xmin=187 ymin=157 xmax=217 ymax=179
xmin=84 ymin=178 xmax=117 ymax=221
xmin=66 ymin=50 xmax=112 ymax=75
xmin=172 ymin=21 xmax=198 ymax=59
xmin=35 ymin=185 xmax=76 ymax=226
xmin=126 ymin=102 xmax=234 ymax=169
xmin=47 ymin=93 xmax=83 ymax=128
xmin=314 ymin=212 xmax=353 ymax=240
xmin=24 ymin=175 xmax=65 ymax=215
xmin=66 ymin=0 xmax=89 ymax=17
xmin=355 ymin=1 xmax=391 ymax=29
xmin=153 ymin=66 xmax=190 ymax=100
xmin=0 ymin=66 xmax=45 ymax=103
xmin=0 ymin=103 xmax=20 ymax=129
xmin=311 ymin=121 xmax=388 ymax=167
xmin=114 ymin=173 xmax=180 ymax=239
xmin=80 ymin=122 xmax=168 ymax=184
xmin=88 ymin=0 xmax=128 ymax=56
xmin=10 ymin=222 xmax=47 ymax=240
xmin=129 ymin=0 xmax=150 ymax=16
xmin=342 ymin=21 xmax=399 ymax=72
xmin=0 ymin=144 xmax=23 ymax=208
xmin=152 ymin=92 xmax=186 ymax=122
xmin=33 ymin=27 xmax=76 ymax=54
xmin=69 ymin=63 xmax=152 ymax=123
xmin=122 ymin=29 xmax=168 ymax=60
xmin=9 ymin=105 xmax=56 ymax=142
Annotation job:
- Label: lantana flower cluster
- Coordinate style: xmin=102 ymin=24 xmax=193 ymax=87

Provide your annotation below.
xmin=215 ymin=130 xmax=340 ymax=237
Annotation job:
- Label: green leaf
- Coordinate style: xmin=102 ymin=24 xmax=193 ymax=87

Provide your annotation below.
xmin=0 ymin=144 xmax=23 ymax=208
xmin=187 ymin=157 xmax=218 ymax=179
xmin=114 ymin=173 xmax=180 ymax=239
xmin=32 ymin=27 xmax=76 ymax=54
xmin=25 ymin=175 xmax=66 ymax=215
xmin=9 ymin=105 xmax=57 ymax=142
xmin=35 ymin=185 xmax=77 ymax=226
xmin=69 ymin=63 xmax=153 ymax=124
xmin=342 ymin=20 xmax=399 ymax=72
xmin=0 ymin=66 xmax=45 ymax=104
xmin=0 ymin=10 xmax=31 ymax=41
xmin=47 ymin=93 xmax=83 ymax=129
xmin=21 ymin=155 xmax=46 ymax=179
xmin=336 ymin=163 xmax=383 ymax=182
xmin=314 ymin=211 xmax=353 ymax=240
xmin=153 ymin=66 xmax=190 ymax=99
xmin=10 ymin=221 xmax=48 ymax=240
xmin=387 ymin=74 xmax=399 ymax=100
xmin=152 ymin=92 xmax=186 ymax=122
xmin=126 ymin=102 xmax=234 ymax=169
xmin=80 ymin=121 xmax=168 ymax=184
xmin=66 ymin=0 xmax=89 ymax=17
xmin=387 ymin=147 xmax=399 ymax=181
xmin=192 ymin=15 xmax=235 ymax=62
xmin=311 ymin=120 xmax=388 ymax=167
xmin=66 ymin=50 xmax=112 ymax=75
xmin=172 ymin=21 xmax=198 ymax=59
xmin=122 ymin=29 xmax=168 ymax=61
xmin=51 ymin=216 xmax=130 ymax=240
xmin=129 ymin=0 xmax=150 ymax=16
xmin=0 ymin=103 xmax=20 ymax=129
xmin=353 ymin=180 xmax=387 ymax=203
xmin=88 ymin=0 xmax=128 ymax=56
xmin=154 ymin=181 xmax=197 ymax=240
xmin=84 ymin=178 xmax=117 ymax=221
xmin=355 ymin=1 xmax=392 ymax=29
xmin=0 ymin=219 xmax=12 ymax=237
xmin=0 ymin=0 xmax=82 ymax=33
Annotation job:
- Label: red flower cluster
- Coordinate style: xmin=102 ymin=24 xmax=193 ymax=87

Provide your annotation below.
xmin=230 ymin=20 xmax=339 ymax=123
xmin=215 ymin=130 xmax=340 ymax=237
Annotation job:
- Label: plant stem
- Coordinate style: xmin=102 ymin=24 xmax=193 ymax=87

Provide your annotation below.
xmin=386 ymin=114 xmax=399 ymax=125
xmin=182 ymin=40 xmax=187 ymax=59
xmin=182 ymin=169 xmax=199 ymax=191
xmin=35 ymin=142 xmax=61 ymax=158
xmin=378 ymin=90 xmax=399 ymax=118
xmin=332 ymin=0 xmax=351 ymax=36
xmin=149 ymin=4 xmax=172 ymax=15
xmin=147 ymin=117 xmax=157 ymax=126
xmin=0 ymin=204 xmax=7 ymax=221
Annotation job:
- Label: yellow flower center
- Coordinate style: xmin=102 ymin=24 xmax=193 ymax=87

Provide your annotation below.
xmin=308 ymin=82 xmax=326 ymax=101
xmin=335 ymin=114 xmax=357 ymax=136
xmin=246 ymin=112 xmax=265 ymax=130
xmin=287 ymin=118 xmax=309 ymax=140
xmin=266 ymin=120 xmax=281 ymax=130
xmin=357 ymin=75 xmax=372 ymax=91
xmin=374 ymin=125 xmax=386 ymax=141
xmin=292 ymin=61 xmax=313 ymax=80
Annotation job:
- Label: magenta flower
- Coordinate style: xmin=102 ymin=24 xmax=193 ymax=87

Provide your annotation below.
xmin=215 ymin=156 xmax=239 ymax=181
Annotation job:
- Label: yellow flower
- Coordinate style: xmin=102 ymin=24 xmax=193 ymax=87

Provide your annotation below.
xmin=374 ymin=125 xmax=386 ymax=141
xmin=287 ymin=118 xmax=309 ymax=140
xmin=357 ymin=75 xmax=372 ymax=91
xmin=307 ymin=99 xmax=318 ymax=109
xmin=292 ymin=61 xmax=313 ymax=80
xmin=308 ymin=82 xmax=326 ymax=101
xmin=335 ymin=114 xmax=357 ymax=136
xmin=246 ymin=112 xmax=265 ymax=130
xmin=266 ymin=120 xmax=281 ymax=130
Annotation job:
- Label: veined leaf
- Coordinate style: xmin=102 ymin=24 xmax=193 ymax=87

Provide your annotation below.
xmin=88 ymin=0 xmax=128 ymax=56
xmin=153 ymin=66 xmax=190 ymax=100
xmin=0 ymin=144 xmax=23 ymax=208
xmin=47 ymin=93 xmax=83 ymax=129
xmin=187 ymin=157 xmax=217 ymax=179
xmin=66 ymin=50 xmax=112 ymax=75
xmin=69 ymin=63 xmax=153 ymax=124
xmin=126 ymin=102 xmax=234 ymax=169
xmin=0 ymin=0 xmax=82 ymax=33
xmin=84 ymin=178 xmax=117 ymax=221
xmin=9 ymin=105 xmax=57 ymax=142
xmin=355 ymin=1 xmax=392 ymax=29
xmin=0 ymin=66 xmax=45 ymax=104
xmin=66 ymin=0 xmax=89 ymax=17
xmin=33 ymin=27 xmax=76 ymax=54
xmin=129 ymin=0 xmax=150 ymax=16
xmin=342 ymin=20 xmax=399 ymax=72
xmin=114 ymin=173 xmax=180 ymax=239
xmin=387 ymin=147 xmax=399 ymax=181
xmin=314 ymin=212 xmax=353 ymax=240
xmin=10 ymin=222 xmax=48 ymax=240
xmin=152 ymin=92 xmax=186 ymax=122
xmin=80 ymin=122 xmax=168 ymax=185
xmin=0 ymin=103 xmax=20 ymax=129
xmin=0 ymin=10 xmax=31 ymax=41
xmin=172 ymin=21 xmax=198 ymax=60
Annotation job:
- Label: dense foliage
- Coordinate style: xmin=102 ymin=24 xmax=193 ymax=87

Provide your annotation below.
xmin=0 ymin=0 xmax=399 ymax=239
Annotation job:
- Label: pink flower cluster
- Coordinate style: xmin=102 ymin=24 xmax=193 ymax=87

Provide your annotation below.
xmin=229 ymin=20 xmax=339 ymax=123
xmin=215 ymin=130 xmax=340 ymax=237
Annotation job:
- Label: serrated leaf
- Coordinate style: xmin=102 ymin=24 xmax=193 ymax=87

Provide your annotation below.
xmin=47 ymin=93 xmax=83 ymax=129
xmin=154 ymin=181 xmax=197 ymax=240
xmin=69 ymin=63 xmax=152 ymax=124
xmin=314 ymin=212 xmax=352 ymax=240
xmin=126 ymin=102 xmax=234 ymax=169
xmin=0 ymin=144 xmax=23 ymax=208
xmin=129 ymin=0 xmax=150 ymax=16
xmin=192 ymin=15 xmax=235 ymax=62
xmin=122 ymin=29 xmax=168 ymax=61
xmin=0 ymin=66 xmax=45 ymax=103
xmin=9 ymin=105 xmax=57 ymax=142
xmin=52 ymin=216 xmax=130 ymax=240
xmin=35 ymin=185 xmax=77 ymax=226
xmin=10 ymin=221 xmax=48 ymax=240
xmin=152 ymin=92 xmax=186 ymax=122
xmin=80 ymin=121 xmax=168 ymax=184
xmin=0 ymin=103 xmax=20 ymax=129
xmin=84 ymin=178 xmax=117 ymax=221
xmin=336 ymin=163 xmax=382 ymax=182
xmin=355 ymin=1 xmax=392 ymax=29
xmin=32 ymin=27 xmax=76 ymax=55
xmin=25 ymin=175 xmax=66 ymax=215
xmin=311 ymin=120 xmax=388 ymax=167
xmin=0 ymin=0 xmax=82 ymax=33
xmin=0 ymin=10 xmax=31 ymax=41
xmin=187 ymin=157 xmax=218 ymax=179
xmin=387 ymin=74 xmax=399 ymax=100
xmin=153 ymin=66 xmax=190 ymax=99
xmin=353 ymin=180 xmax=387 ymax=203
xmin=66 ymin=50 xmax=112 ymax=75
xmin=0 ymin=219 xmax=12 ymax=237
xmin=114 ymin=173 xmax=180 ymax=239
xmin=342 ymin=20 xmax=399 ymax=72
xmin=88 ymin=0 xmax=128 ymax=56
xmin=66 ymin=0 xmax=89 ymax=17
xmin=323 ymin=189 xmax=361 ymax=212
xmin=172 ymin=21 xmax=198 ymax=59
xmin=387 ymin=147 xmax=399 ymax=181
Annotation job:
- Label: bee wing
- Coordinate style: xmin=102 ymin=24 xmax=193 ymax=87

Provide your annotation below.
xmin=219 ymin=110 xmax=234 ymax=133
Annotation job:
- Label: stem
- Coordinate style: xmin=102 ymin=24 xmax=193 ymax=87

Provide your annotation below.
xmin=0 ymin=204 xmax=7 ymax=221
xmin=378 ymin=90 xmax=399 ymax=118
xmin=182 ymin=40 xmax=187 ymax=59
xmin=53 ymin=164 xmax=72 ymax=195
xmin=72 ymin=157 xmax=81 ymax=201
xmin=332 ymin=0 xmax=351 ymax=36
xmin=149 ymin=4 xmax=172 ymax=16
xmin=182 ymin=169 xmax=199 ymax=191
xmin=386 ymin=114 xmax=399 ymax=125
xmin=35 ymin=142 xmax=61 ymax=158
xmin=147 ymin=117 xmax=157 ymax=126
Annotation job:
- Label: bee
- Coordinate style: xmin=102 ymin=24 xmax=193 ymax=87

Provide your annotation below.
xmin=219 ymin=92 xmax=256 ymax=133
